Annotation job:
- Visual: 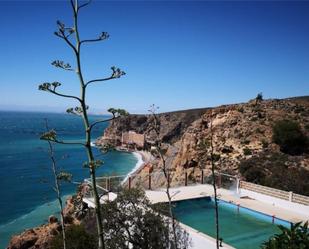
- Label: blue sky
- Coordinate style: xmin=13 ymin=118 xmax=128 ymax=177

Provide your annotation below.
xmin=0 ymin=1 xmax=308 ymax=114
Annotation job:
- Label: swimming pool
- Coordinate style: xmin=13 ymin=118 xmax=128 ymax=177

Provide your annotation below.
xmin=172 ymin=197 xmax=291 ymax=249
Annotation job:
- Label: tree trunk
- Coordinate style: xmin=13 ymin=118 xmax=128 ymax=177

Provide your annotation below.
xmin=210 ymin=120 xmax=220 ymax=249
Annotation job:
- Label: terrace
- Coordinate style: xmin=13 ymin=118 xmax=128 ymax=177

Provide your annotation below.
xmin=83 ymin=172 xmax=309 ymax=249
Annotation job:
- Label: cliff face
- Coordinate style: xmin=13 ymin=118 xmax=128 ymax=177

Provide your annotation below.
xmin=98 ymin=97 xmax=309 ymax=193
xmin=97 ymin=108 xmax=209 ymax=146
xmin=170 ymin=98 xmax=309 ymax=178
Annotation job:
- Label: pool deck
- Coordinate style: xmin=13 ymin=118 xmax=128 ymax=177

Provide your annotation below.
xmin=145 ymin=184 xmax=309 ymax=224
xmin=83 ymin=183 xmax=309 ymax=249
xmin=181 ymin=222 xmax=235 ymax=249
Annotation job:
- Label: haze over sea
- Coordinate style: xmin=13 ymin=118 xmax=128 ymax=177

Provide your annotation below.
xmin=0 ymin=111 xmax=138 ymax=248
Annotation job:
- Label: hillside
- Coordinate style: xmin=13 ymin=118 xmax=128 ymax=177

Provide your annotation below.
xmin=98 ymin=96 xmax=309 ymax=195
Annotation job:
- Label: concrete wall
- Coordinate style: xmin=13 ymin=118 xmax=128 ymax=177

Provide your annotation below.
xmin=122 ymin=131 xmax=145 ymax=148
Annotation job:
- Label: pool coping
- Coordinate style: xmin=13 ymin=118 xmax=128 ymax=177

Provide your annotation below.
xmin=172 ymin=196 xmax=290 ymax=249
xmin=179 ymin=222 xmax=236 ymax=249
xmin=172 ymin=196 xmax=292 ymax=226
xmin=217 ymin=198 xmax=292 ymax=226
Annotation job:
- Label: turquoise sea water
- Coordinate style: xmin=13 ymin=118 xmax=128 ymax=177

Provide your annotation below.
xmin=173 ymin=197 xmax=291 ymax=249
xmin=0 ymin=111 xmax=137 ymax=248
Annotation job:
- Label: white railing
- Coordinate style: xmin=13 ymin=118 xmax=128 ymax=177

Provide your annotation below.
xmin=239 ymin=181 xmax=309 ymax=206
xmin=84 ymin=171 xmax=238 ymax=193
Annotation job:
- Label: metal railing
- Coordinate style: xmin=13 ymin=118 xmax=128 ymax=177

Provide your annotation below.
xmin=85 ymin=171 xmax=238 ymax=193
xmin=84 ymin=179 xmax=110 ymax=198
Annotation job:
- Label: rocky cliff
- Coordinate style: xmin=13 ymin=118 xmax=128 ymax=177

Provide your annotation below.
xmin=97 ymin=108 xmax=209 ymax=146
xmin=7 ymin=184 xmax=89 ymax=249
xmin=98 ymin=96 xmax=309 ymax=194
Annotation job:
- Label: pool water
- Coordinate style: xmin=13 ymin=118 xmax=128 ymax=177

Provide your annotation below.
xmin=173 ymin=197 xmax=291 ymax=249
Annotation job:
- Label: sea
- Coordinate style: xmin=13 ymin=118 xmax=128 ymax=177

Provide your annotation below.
xmin=0 ymin=111 xmax=138 ymax=248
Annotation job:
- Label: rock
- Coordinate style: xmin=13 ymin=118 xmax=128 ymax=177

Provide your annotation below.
xmin=48 ymin=215 xmax=58 ymax=224
xmin=6 ymin=223 xmax=56 ymax=249
xmin=7 ymin=190 xmax=86 ymax=249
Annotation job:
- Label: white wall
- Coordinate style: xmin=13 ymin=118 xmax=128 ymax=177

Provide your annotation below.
xmin=239 ymin=188 xmax=309 ymax=217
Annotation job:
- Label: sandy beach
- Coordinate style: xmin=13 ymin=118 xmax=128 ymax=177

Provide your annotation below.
xmin=120 ymin=149 xmax=153 ymax=183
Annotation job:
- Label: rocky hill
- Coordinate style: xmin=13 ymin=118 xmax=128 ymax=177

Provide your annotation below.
xmin=99 ymin=107 xmax=210 ymax=145
xmin=98 ymin=96 xmax=309 ymax=195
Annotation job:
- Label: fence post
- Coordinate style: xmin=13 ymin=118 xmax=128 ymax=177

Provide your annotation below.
xmin=272 ymin=215 xmax=276 ymax=224
xmin=129 ymin=176 xmax=131 ymax=190
xmin=201 ymin=170 xmax=204 ymax=184
xmin=289 ymin=191 xmax=293 ymax=202
xmin=185 ymin=171 xmax=188 ymax=186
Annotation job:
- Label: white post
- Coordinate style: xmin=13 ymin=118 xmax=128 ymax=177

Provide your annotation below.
xmin=289 ymin=191 xmax=293 ymax=202
xmin=236 ymin=178 xmax=240 ymax=195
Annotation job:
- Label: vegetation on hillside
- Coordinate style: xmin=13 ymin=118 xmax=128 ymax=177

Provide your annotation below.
xmin=239 ymin=152 xmax=309 ymax=195
xmin=272 ymin=120 xmax=308 ymax=155
xmin=50 ymin=225 xmax=97 ymax=249
xmin=82 ymin=188 xmax=190 ymax=249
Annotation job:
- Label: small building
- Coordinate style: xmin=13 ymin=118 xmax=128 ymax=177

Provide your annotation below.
xmin=121 ymin=131 xmax=145 ymax=149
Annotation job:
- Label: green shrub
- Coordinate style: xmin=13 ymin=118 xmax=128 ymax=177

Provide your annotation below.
xmin=239 ymin=164 xmax=266 ymax=183
xmin=256 ymin=128 xmax=264 ymax=134
xmin=243 ymin=147 xmax=252 ymax=155
xmin=257 ymin=112 xmax=264 ymax=119
xmin=293 ymin=105 xmax=305 ymax=114
xmin=238 ymin=107 xmax=244 ymax=113
xmin=261 ymin=222 xmax=309 ymax=249
xmin=50 ymin=225 xmax=97 ymax=249
xmin=212 ymin=153 xmax=221 ymax=162
xmin=256 ymin=92 xmax=263 ymax=102
xmin=241 ymin=139 xmax=250 ymax=145
xmin=272 ymin=120 xmax=308 ymax=155
xmin=99 ymin=188 xmax=190 ymax=249
xmin=261 ymin=139 xmax=269 ymax=149
xmin=239 ymin=152 xmax=309 ymax=195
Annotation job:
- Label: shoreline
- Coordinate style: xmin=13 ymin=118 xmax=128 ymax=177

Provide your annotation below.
xmin=92 ymin=140 xmax=153 ymax=183
xmin=121 ymin=151 xmax=144 ymax=184
xmin=120 ymin=149 xmax=153 ymax=184
xmin=0 ymin=195 xmax=71 ymax=248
